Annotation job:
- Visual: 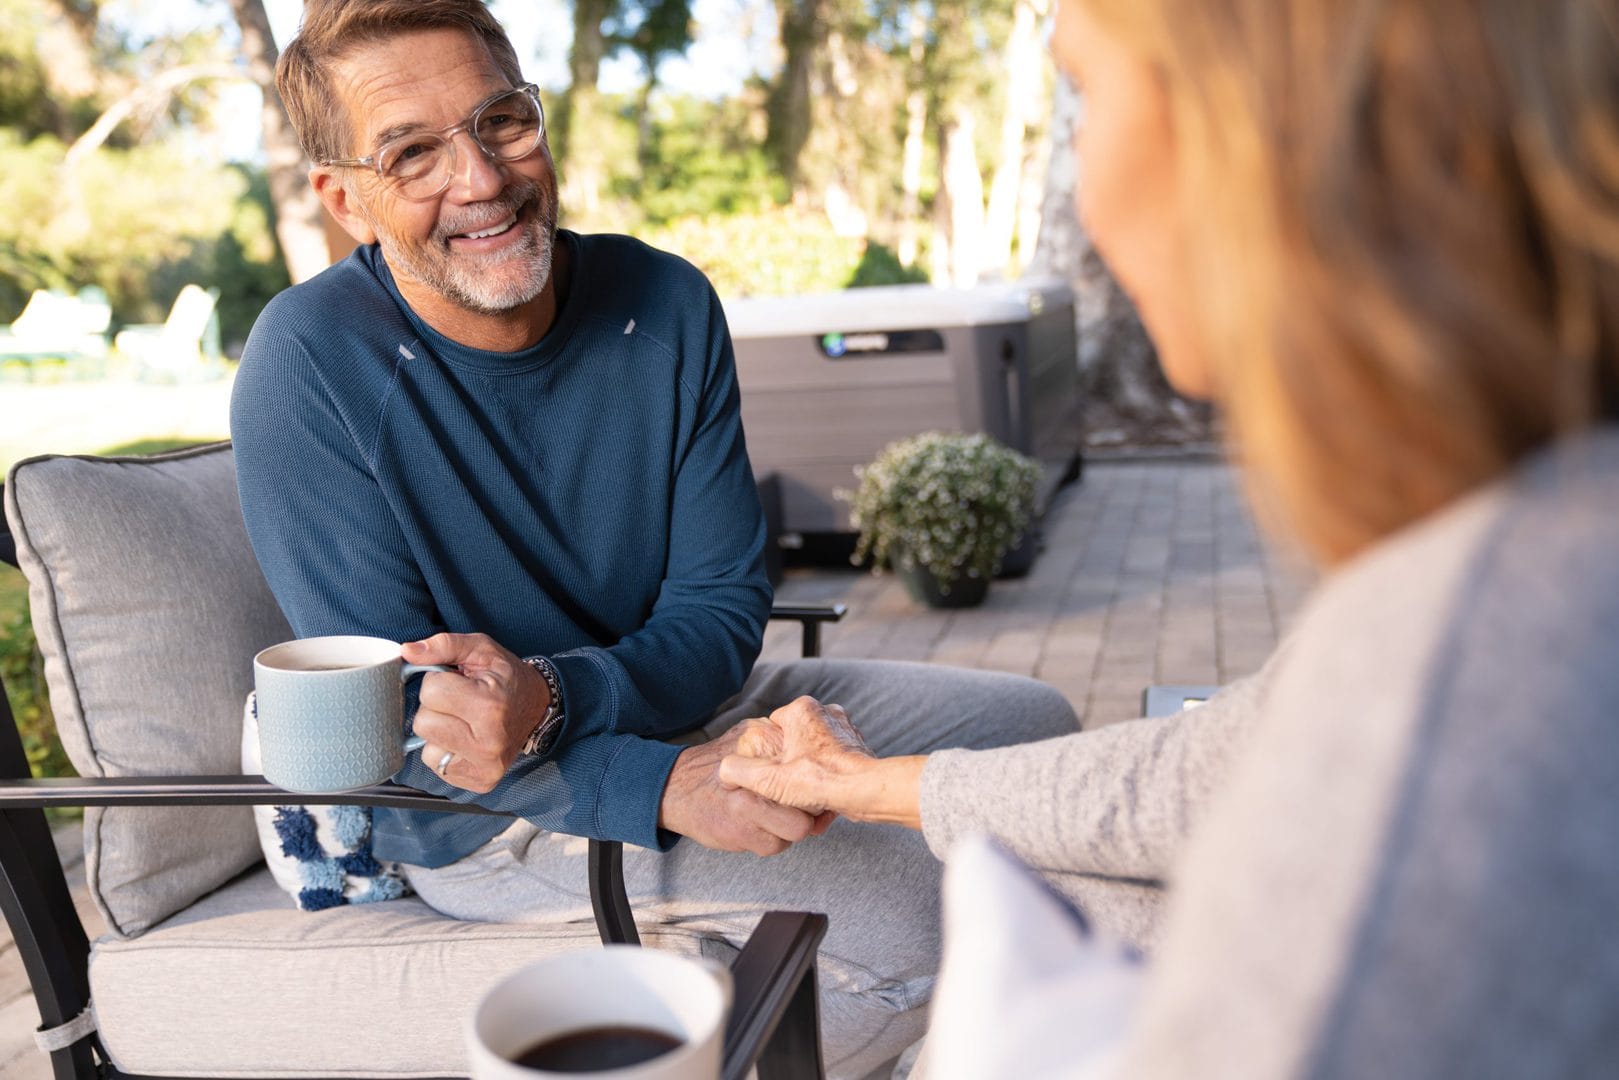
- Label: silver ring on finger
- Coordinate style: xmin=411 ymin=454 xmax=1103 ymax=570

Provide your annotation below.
xmin=435 ymin=750 xmax=455 ymax=778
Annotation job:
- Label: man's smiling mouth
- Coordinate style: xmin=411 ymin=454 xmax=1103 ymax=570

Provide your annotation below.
xmin=455 ymin=213 xmax=517 ymax=241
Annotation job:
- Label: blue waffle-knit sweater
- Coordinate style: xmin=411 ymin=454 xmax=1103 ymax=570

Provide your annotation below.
xmin=231 ymin=232 xmax=771 ymax=864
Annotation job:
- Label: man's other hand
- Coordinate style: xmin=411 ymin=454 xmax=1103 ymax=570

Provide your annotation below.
xmin=659 ymin=725 xmax=833 ymax=856
xmin=403 ymin=633 xmax=550 ymax=793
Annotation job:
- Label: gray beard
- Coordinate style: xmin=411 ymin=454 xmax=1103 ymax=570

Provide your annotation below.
xmin=368 ymin=181 xmax=559 ymax=316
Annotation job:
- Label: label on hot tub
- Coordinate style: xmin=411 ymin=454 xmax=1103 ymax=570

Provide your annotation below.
xmin=818 ymin=329 xmax=946 ymax=358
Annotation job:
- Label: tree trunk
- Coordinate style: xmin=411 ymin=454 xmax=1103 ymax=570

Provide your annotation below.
xmin=558 ymin=0 xmax=614 ymax=220
xmin=941 ymin=106 xmax=984 ymax=287
xmin=39 ymin=0 xmax=119 ymax=139
xmin=767 ymin=0 xmax=824 ymax=193
xmin=635 ymin=74 xmax=655 ymax=187
xmin=1015 ymin=117 xmax=1048 ymax=277
xmin=226 ymin=0 xmax=333 ymax=283
xmin=981 ymin=0 xmax=1044 ymax=279
xmin=896 ymin=5 xmax=928 ymax=269
xmin=1028 ymin=79 xmax=1208 ymax=437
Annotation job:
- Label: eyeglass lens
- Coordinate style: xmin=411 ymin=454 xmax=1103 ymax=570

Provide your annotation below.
xmin=376 ymin=89 xmax=543 ymax=198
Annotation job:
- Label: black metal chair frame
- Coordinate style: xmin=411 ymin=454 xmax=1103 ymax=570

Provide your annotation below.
xmin=0 ymin=577 xmax=846 ymax=1080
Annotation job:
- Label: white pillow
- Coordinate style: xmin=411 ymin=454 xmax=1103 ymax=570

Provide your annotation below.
xmin=926 ymin=836 xmax=1144 ymax=1080
xmin=241 ymin=693 xmax=411 ymax=910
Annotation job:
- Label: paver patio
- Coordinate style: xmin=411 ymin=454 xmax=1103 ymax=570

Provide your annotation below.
xmin=760 ymin=455 xmax=1312 ymax=727
xmin=0 ymin=452 xmax=1311 ymax=1076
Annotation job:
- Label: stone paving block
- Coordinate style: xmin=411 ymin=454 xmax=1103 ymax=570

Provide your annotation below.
xmin=1162 ymin=592 xmax=1217 ymax=618
xmin=1041 ymin=628 xmax=1106 ymax=658
xmin=1219 ymin=613 xmax=1277 ymax=642
xmin=1085 ymin=693 xmax=1145 ymax=728
xmin=1155 ymin=655 xmax=1221 ymax=685
xmin=1216 ymin=601 xmax=1272 ymax=630
xmin=1161 ymin=609 xmax=1216 ymax=637
xmin=1158 ymin=635 xmax=1219 ymax=662
xmin=980 ymin=630 xmax=1046 ymax=676
xmin=1103 ymin=639 xmax=1161 ymax=666
xmin=1037 ymin=655 xmax=1099 ymax=690
xmin=1056 ymin=589 xmax=1115 ymax=616
xmin=823 ymin=626 xmax=897 ymax=660
xmin=1102 ymin=616 xmax=1160 ymax=646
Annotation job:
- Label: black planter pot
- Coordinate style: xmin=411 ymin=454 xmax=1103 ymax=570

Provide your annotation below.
xmin=896 ymin=562 xmax=990 ymax=608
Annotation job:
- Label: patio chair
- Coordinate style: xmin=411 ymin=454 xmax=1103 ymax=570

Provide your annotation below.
xmin=0 ymin=288 xmax=113 ymax=380
xmin=112 ymin=284 xmax=223 ymax=382
xmin=0 ymin=442 xmax=845 ymax=1079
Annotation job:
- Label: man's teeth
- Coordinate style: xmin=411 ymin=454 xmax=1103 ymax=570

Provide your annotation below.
xmin=460 ymin=214 xmax=516 ymax=240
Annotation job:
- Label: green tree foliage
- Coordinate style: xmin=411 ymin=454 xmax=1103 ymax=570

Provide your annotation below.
xmin=0 ymin=0 xmax=102 ymax=140
xmin=0 ymin=573 xmax=71 ymax=781
xmin=604 ymin=0 xmax=694 ymax=175
xmin=0 ymin=0 xmax=289 ymax=349
xmin=628 ymin=95 xmax=785 ymax=223
xmin=0 ymin=131 xmax=289 ymax=346
xmin=642 ymin=206 xmax=922 ymax=297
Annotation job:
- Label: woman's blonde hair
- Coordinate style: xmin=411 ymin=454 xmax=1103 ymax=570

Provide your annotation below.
xmin=1084 ymin=0 xmax=1619 ymax=563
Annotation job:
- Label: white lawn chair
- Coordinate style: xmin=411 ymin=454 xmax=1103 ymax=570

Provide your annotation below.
xmin=0 ymin=288 xmax=113 ymax=379
xmin=113 ymin=284 xmax=222 ymax=381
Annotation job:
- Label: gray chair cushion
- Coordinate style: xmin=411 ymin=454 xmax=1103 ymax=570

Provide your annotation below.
xmin=90 ymin=867 xmax=721 ymax=1077
xmin=3 ymin=443 xmax=290 ymax=936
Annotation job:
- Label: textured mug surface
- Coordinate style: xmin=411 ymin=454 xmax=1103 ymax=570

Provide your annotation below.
xmin=467 ymin=946 xmax=731 ymax=1080
xmin=253 ymin=636 xmax=437 ymax=793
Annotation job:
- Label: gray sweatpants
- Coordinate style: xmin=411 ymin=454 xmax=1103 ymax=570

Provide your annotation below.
xmin=404 ymin=658 xmax=1079 ymax=1079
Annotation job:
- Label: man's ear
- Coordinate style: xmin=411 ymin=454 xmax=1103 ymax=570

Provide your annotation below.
xmin=310 ymin=167 xmax=378 ymax=245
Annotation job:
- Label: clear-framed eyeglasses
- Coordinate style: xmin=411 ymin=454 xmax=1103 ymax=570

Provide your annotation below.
xmin=321 ymin=83 xmax=546 ymax=202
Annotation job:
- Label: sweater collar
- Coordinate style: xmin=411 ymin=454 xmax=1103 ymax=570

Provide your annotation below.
xmin=366 ymin=229 xmax=587 ymax=376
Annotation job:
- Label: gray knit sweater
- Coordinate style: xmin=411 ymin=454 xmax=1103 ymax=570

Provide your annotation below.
xmin=920 ymin=429 xmax=1619 ymax=1077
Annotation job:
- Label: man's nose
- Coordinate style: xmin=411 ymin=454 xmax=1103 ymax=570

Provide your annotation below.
xmin=445 ymin=130 xmax=505 ymax=202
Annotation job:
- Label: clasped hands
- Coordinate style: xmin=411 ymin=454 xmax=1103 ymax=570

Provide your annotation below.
xmin=671 ymin=696 xmax=928 ymax=854
xmin=403 ymin=633 xmax=903 ymax=855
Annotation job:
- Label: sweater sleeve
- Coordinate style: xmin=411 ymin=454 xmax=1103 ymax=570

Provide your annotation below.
xmin=1112 ymin=451 xmax=1619 ymax=1079
xmin=540 ymin=293 xmax=771 ymax=751
xmin=918 ymin=663 xmax=1272 ymax=881
xmin=231 ymin=316 xmax=684 ymax=851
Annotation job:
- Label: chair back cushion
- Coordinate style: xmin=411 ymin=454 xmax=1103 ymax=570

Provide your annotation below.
xmin=3 ymin=443 xmax=291 ymax=936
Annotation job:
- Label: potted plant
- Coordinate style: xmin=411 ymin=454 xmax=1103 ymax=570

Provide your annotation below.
xmin=840 ymin=431 xmax=1040 ymax=608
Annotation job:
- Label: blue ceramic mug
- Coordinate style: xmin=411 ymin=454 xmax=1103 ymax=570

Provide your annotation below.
xmin=252 ymin=635 xmax=448 ymax=793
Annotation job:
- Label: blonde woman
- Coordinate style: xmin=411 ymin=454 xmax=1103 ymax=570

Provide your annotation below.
xmin=722 ymin=0 xmax=1619 ymax=1074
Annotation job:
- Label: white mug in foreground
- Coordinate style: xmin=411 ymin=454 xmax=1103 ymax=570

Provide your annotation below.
xmin=467 ymin=946 xmax=733 ymax=1080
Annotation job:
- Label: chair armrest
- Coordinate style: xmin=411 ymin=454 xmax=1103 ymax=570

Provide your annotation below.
xmin=767 ymin=603 xmax=846 ymax=659
xmin=0 ymin=775 xmax=510 ymax=814
xmin=0 ymin=773 xmax=641 ymax=944
xmin=724 ymin=910 xmax=829 ymax=1080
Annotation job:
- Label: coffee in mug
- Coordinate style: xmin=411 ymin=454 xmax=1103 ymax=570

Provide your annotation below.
xmin=467 ymin=946 xmax=731 ymax=1079
xmin=510 ymin=1025 xmax=683 ymax=1071
xmin=252 ymin=635 xmax=448 ymax=793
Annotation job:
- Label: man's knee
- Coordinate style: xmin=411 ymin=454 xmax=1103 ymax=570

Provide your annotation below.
xmin=994 ymin=675 xmax=1079 ymax=740
xmin=935 ymin=668 xmax=1077 ymax=749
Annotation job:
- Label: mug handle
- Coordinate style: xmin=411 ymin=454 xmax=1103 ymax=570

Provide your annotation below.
xmin=400 ymin=663 xmax=453 ymax=754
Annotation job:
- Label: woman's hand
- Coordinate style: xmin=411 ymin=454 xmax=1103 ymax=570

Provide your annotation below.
xmin=719 ymin=696 xmax=926 ymax=829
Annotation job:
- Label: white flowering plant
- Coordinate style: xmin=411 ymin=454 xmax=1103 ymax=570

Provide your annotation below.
xmin=840 ymin=431 xmax=1040 ymax=592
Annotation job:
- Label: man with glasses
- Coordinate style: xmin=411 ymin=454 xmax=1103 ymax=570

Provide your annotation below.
xmin=231 ymin=2 xmax=1077 ymax=1074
